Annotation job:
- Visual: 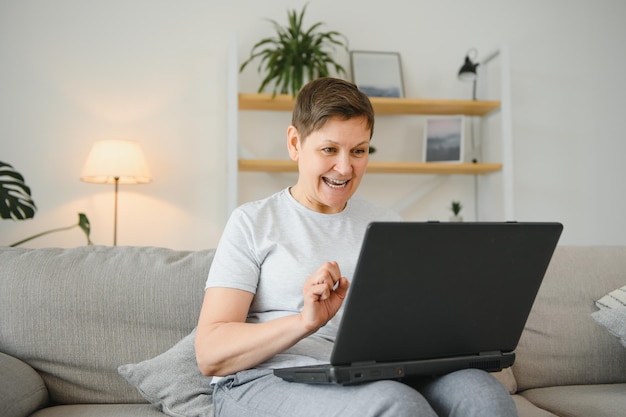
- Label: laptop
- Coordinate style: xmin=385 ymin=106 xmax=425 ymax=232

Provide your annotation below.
xmin=274 ymin=221 xmax=563 ymax=385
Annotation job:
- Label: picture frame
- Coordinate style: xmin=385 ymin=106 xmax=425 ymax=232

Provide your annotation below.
xmin=350 ymin=51 xmax=404 ymax=98
xmin=423 ymin=116 xmax=464 ymax=163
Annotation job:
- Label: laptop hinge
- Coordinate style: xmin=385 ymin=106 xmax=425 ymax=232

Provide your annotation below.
xmin=479 ymin=351 xmax=501 ymax=356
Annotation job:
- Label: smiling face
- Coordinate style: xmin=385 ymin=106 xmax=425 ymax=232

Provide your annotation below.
xmin=287 ymin=116 xmax=370 ymax=214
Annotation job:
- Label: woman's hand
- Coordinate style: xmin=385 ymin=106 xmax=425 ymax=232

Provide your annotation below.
xmin=300 ymin=261 xmax=350 ymax=331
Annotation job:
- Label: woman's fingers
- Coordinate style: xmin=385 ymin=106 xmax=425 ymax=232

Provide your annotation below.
xmin=308 ymin=261 xmax=341 ymax=300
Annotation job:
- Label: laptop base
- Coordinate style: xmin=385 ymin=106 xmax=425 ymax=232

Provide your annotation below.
xmin=274 ymin=352 xmax=515 ymax=385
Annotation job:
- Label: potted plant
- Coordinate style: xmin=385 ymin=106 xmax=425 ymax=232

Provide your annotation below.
xmin=1 ymin=161 xmax=92 ymax=246
xmin=449 ymin=200 xmax=463 ymax=222
xmin=239 ymin=3 xmax=348 ymax=97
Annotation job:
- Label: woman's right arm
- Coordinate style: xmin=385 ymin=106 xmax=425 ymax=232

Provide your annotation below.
xmin=194 ymin=287 xmax=313 ymax=377
xmin=194 ymin=261 xmax=349 ymax=377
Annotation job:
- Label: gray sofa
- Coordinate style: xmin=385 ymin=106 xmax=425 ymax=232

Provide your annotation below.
xmin=1 ymin=245 xmax=625 ymax=417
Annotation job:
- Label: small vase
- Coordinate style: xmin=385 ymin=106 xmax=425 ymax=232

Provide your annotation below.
xmin=449 ymin=215 xmax=463 ymax=222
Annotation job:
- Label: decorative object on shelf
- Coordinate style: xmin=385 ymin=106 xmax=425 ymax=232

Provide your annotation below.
xmin=9 ymin=213 xmax=92 ymax=247
xmin=81 ymin=139 xmax=152 ymax=246
xmin=423 ymin=116 xmax=464 ymax=163
xmin=449 ymin=201 xmax=463 ymax=222
xmin=0 ymin=161 xmax=36 ymax=220
xmin=239 ymin=3 xmax=348 ymax=97
xmin=350 ymin=51 xmax=405 ymax=98
xmin=458 ymin=48 xmax=479 ymax=100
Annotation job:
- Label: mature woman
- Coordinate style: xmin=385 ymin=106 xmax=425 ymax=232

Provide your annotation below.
xmin=195 ymin=77 xmax=517 ymax=417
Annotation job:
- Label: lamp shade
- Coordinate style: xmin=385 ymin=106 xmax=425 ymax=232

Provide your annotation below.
xmin=458 ymin=55 xmax=479 ymax=82
xmin=81 ymin=139 xmax=152 ymax=184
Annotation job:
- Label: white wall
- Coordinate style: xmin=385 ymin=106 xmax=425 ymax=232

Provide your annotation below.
xmin=1 ymin=0 xmax=625 ymax=249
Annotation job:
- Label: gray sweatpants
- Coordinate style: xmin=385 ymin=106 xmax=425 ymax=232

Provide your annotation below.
xmin=212 ymin=368 xmax=518 ymax=417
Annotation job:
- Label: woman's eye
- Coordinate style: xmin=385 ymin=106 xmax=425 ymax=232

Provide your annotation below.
xmin=322 ymin=147 xmax=335 ymax=153
xmin=353 ymin=148 xmax=367 ymax=155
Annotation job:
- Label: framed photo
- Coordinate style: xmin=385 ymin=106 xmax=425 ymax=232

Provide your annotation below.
xmin=350 ymin=51 xmax=404 ymax=98
xmin=423 ymin=116 xmax=464 ymax=163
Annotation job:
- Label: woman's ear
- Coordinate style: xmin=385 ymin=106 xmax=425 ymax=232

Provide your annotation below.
xmin=287 ymin=125 xmax=300 ymax=161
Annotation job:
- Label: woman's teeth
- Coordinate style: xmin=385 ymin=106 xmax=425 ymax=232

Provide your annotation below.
xmin=324 ymin=177 xmax=349 ymax=188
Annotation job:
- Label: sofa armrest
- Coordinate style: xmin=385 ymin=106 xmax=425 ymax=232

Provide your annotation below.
xmin=0 ymin=352 xmax=48 ymax=417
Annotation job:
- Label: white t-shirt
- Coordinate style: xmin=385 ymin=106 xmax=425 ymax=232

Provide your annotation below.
xmin=205 ymin=188 xmax=401 ymax=369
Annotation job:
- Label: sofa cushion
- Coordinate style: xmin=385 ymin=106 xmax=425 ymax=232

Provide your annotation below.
xmin=0 ymin=246 xmax=214 ymax=405
xmin=513 ymin=246 xmax=626 ymax=391
xmin=118 ymin=329 xmax=214 ymax=417
xmin=0 ymin=352 xmax=49 ymax=417
xmin=491 ymin=368 xmax=517 ymax=394
xmin=511 ymin=395 xmax=558 ymax=417
xmin=30 ymin=404 xmax=167 ymax=417
xmin=519 ymin=384 xmax=626 ymax=417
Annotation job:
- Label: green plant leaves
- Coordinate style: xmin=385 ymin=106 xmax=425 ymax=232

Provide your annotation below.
xmin=450 ymin=201 xmax=463 ymax=216
xmin=1 ymin=162 xmax=93 ymax=246
xmin=78 ymin=213 xmax=93 ymax=244
xmin=239 ymin=4 xmax=348 ymax=96
xmin=0 ymin=161 xmax=37 ymax=220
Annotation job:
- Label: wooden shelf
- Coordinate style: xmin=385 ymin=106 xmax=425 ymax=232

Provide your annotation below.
xmin=237 ymin=94 xmax=502 ymax=177
xmin=239 ymin=159 xmax=502 ymax=175
xmin=238 ymin=93 xmax=500 ymax=116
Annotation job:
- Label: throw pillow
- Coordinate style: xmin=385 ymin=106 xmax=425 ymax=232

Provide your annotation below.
xmin=591 ymin=308 xmax=626 ymax=348
xmin=592 ymin=285 xmax=626 ymax=349
xmin=595 ymin=284 xmax=626 ymax=310
xmin=118 ymin=329 xmax=214 ymax=417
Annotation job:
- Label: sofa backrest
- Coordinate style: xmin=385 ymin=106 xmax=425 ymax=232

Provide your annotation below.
xmin=513 ymin=246 xmax=626 ymax=391
xmin=0 ymin=246 xmax=215 ymax=405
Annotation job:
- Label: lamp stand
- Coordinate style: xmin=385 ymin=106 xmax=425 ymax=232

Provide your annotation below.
xmin=472 ymin=79 xmax=477 ymax=101
xmin=113 ymin=177 xmax=119 ymax=246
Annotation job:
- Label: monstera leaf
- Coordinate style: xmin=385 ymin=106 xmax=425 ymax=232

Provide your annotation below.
xmin=0 ymin=161 xmax=37 ymax=220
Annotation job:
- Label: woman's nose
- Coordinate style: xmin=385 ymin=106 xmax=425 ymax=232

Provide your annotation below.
xmin=333 ymin=153 xmax=352 ymax=175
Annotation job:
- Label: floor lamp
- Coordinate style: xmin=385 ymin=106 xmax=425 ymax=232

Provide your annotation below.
xmin=80 ymin=139 xmax=152 ymax=246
